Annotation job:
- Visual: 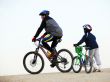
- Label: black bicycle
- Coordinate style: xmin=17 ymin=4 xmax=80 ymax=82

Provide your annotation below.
xmin=23 ymin=38 xmax=73 ymax=74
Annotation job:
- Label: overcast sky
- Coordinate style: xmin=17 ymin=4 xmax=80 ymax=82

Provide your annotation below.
xmin=0 ymin=0 xmax=110 ymax=76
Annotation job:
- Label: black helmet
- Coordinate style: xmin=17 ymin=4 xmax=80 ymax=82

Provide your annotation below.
xmin=83 ymin=24 xmax=92 ymax=32
xmin=39 ymin=10 xmax=49 ymax=16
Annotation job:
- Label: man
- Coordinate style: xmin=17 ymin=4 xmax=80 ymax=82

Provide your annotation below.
xmin=32 ymin=10 xmax=63 ymax=67
xmin=74 ymin=24 xmax=101 ymax=72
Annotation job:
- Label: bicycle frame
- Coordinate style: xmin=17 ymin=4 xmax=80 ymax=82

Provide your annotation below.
xmin=34 ymin=39 xmax=64 ymax=63
xmin=75 ymin=46 xmax=88 ymax=63
xmin=34 ymin=39 xmax=51 ymax=61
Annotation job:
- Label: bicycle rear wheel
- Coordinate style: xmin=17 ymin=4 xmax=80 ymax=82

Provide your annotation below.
xmin=23 ymin=51 xmax=44 ymax=74
xmin=56 ymin=49 xmax=73 ymax=72
xmin=85 ymin=56 xmax=93 ymax=73
xmin=72 ymin=56 xmax=82 ymax=73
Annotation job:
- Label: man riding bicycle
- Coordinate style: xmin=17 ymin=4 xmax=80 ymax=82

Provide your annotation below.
xmin=32 ymin=10 xmax=63 ymax=67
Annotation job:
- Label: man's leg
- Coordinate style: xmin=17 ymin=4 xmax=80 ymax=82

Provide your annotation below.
xmin=50 ymin=36 xmax=61 ymax=67
xmin=42 ymin=34 xmax=53 ymax=52
xmin=51 ymin=36 xmax=62 ymax=50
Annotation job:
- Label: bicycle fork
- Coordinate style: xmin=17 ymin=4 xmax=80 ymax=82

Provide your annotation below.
xmin=32 ymin=48 xmax=39 ymax=64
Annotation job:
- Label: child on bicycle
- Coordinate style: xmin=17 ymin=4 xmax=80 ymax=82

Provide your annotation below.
xmin=74 ymin=24 xmax=101 ymax=72
xmin=32 ymin=10 xmax=63 ymax=67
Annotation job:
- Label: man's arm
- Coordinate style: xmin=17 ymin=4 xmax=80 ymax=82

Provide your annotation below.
xmin=41 ymin=32 xmax=47 ymax=38
xmin=34 ymin=20 xmax=46 ymax=38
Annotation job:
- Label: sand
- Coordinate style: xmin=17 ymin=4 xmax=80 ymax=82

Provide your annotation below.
xmin=0 ymin=68 xmax=110 ymax=82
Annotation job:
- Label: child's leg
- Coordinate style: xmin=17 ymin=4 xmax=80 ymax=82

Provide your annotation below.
xmin=89 ymin=49 xmax=97 ymax=69
xmin=94 ymin=48 xmax=101 ymax=70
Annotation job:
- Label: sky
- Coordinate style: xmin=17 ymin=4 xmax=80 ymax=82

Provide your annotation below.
xmin=0 ymin=0 xmax=110 ymax=76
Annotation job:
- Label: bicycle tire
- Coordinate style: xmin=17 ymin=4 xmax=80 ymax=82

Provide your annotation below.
xmin=85 ymin=56 xmax=93 ymax=73
xmin=56 ymin=49 xmax=73 ymax=72
xmin=23 ymin=51 xmax=44 ymax=74
xmin=72 ymin=56 xmax=82 ymax=73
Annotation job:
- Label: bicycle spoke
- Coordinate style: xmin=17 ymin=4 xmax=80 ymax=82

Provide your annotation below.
xmin=23 ymin=52 xmax=44 ymax=74
xmin=56 ymin=49 xmax=73 ymax=72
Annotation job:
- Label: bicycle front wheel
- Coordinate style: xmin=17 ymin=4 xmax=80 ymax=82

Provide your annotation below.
xmin=56 ymin=49 xmax=73 ymax=72
xmin=72 ymin=56 xmax=82 ymax=73
xmin=85 ymin=56 xmax=93 ymax=73
xmin=23 ymin=51 xmax=44 ymax=74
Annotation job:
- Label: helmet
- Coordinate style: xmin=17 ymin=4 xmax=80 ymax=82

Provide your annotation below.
xmin=39 ymin=10 xmax=49 ymax=16
xmin=83 ymin=24 xmax=92 ymax=32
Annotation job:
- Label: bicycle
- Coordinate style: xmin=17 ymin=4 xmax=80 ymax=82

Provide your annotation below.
xmin=72 ymin=45 xmax=93 ymax=73
xmin=23 ymin=38 xmax=73 ymax=74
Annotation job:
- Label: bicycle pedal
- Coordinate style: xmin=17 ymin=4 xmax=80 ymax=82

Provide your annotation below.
xmin=50 ymin=63 xmax=56 ymax=68
xmin=93 ymin=68 xmax=97 ymax=72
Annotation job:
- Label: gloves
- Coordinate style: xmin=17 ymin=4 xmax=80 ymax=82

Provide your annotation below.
xmin=73 ymin=44 xmax=78 ymax=47
xmin=32 ymin=37 xmax=36 ymax=42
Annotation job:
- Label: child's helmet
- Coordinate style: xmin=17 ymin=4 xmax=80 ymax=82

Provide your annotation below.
xmin=83 ymin=24 xmax=92 ymax=32
xmin=39 ymin=10 xmax=49 ymax=16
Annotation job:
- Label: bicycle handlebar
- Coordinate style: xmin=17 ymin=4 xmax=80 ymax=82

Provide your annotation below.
xmin=74 ymin=45 xmax=89 ymax=48
xmin=36 ymin=38 xmax=42 ymax=41
xmin=34 ymin=38 xmax=41 ymax=46
xmin=75 ymin=45 xmax=90 ymax=50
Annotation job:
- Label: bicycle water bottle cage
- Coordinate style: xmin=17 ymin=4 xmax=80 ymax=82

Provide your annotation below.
xmin=75 ymin=46 xmax=83 ymax=54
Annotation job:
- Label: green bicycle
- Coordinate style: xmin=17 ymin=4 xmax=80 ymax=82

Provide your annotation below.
xmin=72 ymin=45 xmax=93 ymax=73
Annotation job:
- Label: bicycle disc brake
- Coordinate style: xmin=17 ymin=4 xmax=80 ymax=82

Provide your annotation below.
xmin=30 ymin=55 xmax=37 ymax=67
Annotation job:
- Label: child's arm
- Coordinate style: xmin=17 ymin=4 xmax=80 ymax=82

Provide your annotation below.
xmin=76 ymin=35 xmax=86 ymax=46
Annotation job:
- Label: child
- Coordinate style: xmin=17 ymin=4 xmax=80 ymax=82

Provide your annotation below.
xmin=74 ymin=24 xmax=101 ymax=72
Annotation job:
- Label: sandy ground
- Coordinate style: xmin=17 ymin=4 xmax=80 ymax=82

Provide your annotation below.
xmin=0 ymin=68 xmax=110 ymax=82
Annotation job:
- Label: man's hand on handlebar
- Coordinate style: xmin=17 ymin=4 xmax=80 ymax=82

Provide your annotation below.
xmin=32 ymin=37 xmax=42 ymax=42
xmin=32 ymin=37 xmax=36 ymax=42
